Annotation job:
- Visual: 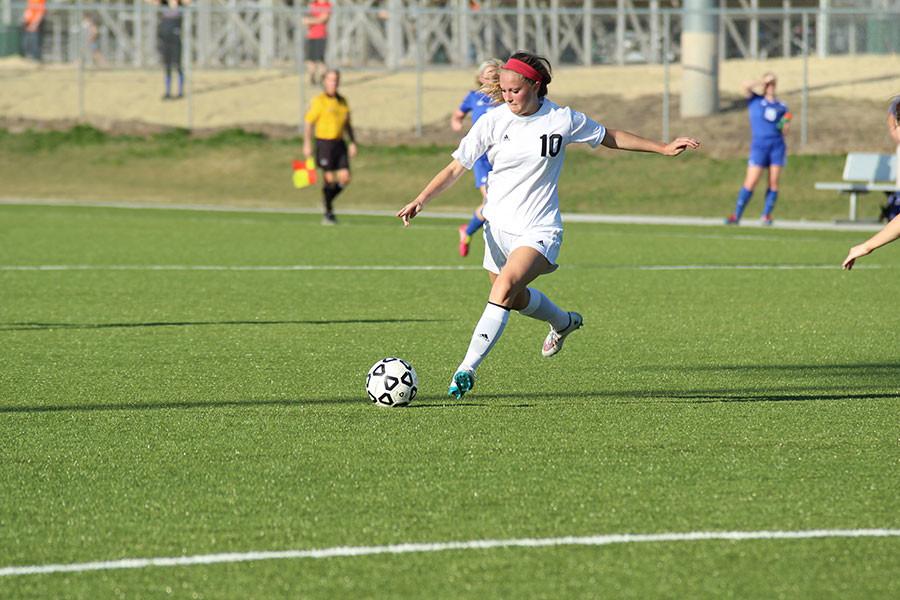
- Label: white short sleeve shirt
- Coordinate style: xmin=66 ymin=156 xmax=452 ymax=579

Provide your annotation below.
xmin=451 ymin=99 xmax=606 ymax=234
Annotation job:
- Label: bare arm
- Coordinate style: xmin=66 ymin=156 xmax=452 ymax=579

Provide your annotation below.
xmin=842 ymin=215 xmax=900 ymax=270
xmin=450 ymin=109 xmax=466 ymax=132
xmin=601 ymin=129 xmax=700 ymax=156
xmin=396 ymin=160 xmax=467 ymax=226
xmin=344 ymin=116 xmax=357 ymax=158
xmin=741 ymin=79 xmax=760 ymax=98
xmin=303 ymin=121 xmax=314 ymax=157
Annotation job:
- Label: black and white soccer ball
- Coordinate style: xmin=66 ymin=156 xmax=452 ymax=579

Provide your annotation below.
xmin=366 ymin=357 xmax=418 ymax=408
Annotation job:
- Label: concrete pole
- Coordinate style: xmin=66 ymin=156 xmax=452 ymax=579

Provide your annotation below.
xmin=663 ymin=11 xmax=670 ymax=141
xmin=817 ymin=0 xmax=829 ymax=58
xmin=681 ymin=0 xmax=718 ymax=117
xmin=516 ymin=0 xmax=525 ymax=52
xmin=615 ymin=0 xmax=625 ymax=65
xmin=260 ymin=0 xmax=274 ymax=68
xmin=801 ymin=11 xmax=809 ymax=148
xmin=650 ymin=0 xmax=660 ymax=64
xmin=134 ymin=0 xmax=143 ymax=67
xmin=750 ymin=0 xmax=758 ymax=59
xmin=184 ymin=6 xmax=193 ymax=129
xmin=387 ymin=0 xmax=402 ymax=69
xmin=582 ymin=0 xmax=592 ymax=66
xmin=550 ymin=0 xmax=559 ymax=65
xmin=2 ymin=0 xmax=11 ymax=26
xmin=459 ymin=0 xmax=470 ymax=67
xmin=782 ymin=0 xmax=790 ymax=58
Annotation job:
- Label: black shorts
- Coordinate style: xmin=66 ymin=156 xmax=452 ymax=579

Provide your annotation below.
xmin=315 ymin=138 xmax=349 ymax=172
xmin=306 ymin=37 xmax=326 ymax=62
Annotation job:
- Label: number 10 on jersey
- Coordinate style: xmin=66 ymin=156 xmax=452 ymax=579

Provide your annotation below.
xmin=540 ymin=134 xmax=562 ymax=157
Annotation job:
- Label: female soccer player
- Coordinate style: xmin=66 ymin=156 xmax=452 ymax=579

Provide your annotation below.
xmin=726 ymin=72 xmax=791 ymax=226
xmin=397 ymin=52 xmax=700 ymax=399
xmin=843 ymin=97 xmax=900 ymax=269
xmin=451 ymin=59 xmax=502 ymax=257
xmin=303 ymin=69 xmax=357 ymax=225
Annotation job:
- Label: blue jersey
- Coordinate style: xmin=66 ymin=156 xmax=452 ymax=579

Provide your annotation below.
xmin=748 ymin=93 xmax=788 ymax=141
xmin=459 ymin=90 xmax=495 ymax=124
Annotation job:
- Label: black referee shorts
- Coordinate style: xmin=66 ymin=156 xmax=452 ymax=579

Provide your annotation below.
xmin=315 ymin=138 xmax=350 ymax=172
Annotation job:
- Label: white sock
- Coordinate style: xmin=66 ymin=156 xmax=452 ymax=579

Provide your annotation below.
xmin=518 ymin=288 xmax=570 ymax=332
xmin=459 ymin=302 xmax=510 ymax=372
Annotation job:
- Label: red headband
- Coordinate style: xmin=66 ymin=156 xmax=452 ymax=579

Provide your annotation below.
xmin=503 ymin=58 xmax=543 ymax=84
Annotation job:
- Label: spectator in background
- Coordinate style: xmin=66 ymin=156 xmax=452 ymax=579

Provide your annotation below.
xmin=303 ymin=0 xmax=331 ymax=85
xmin=82 ymin=13 xmax=106 ymax=67
xmin=726 ymin=72 xmax=791 ymax=226
xmin=148 ymin=0 xmax=190 ymax=100
xmin=21 ymin=0 xmax=46 ymax=62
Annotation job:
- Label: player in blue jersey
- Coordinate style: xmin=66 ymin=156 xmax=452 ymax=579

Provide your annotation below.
xmin=451 ymin=59 xmax=502 ymax=257
xmin=726 ymin=72 xmax=791 ymax=226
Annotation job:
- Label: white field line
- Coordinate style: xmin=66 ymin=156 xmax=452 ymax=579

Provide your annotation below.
xmin=0 ymin=265 xmax=483 ymax=272
xmin=0 ymin=264 xmax=883 ymax=272
xmin=1 ymin=529 xmax=898 ymax=577
xmin=0 ymin=198 xmax=884 ymax=232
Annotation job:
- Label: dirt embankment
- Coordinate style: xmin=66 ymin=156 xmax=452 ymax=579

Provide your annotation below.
xmin=1 ymin=55 xmax=898 ymax=155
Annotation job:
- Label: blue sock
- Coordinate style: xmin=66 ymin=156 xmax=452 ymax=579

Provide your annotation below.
xmin=762 ymin=189 xmax=778 ymax=217
xmin=464 ymin=213 xmax=485 ymax=237
xmin=164 ymin=74 xmax=172 ymax=96
xmin=734 ymin=187 xmax=753 ymax=219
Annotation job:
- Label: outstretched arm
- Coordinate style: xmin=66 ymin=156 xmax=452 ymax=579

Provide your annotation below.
xmin=397 ymin=159 xmax=467 ymax=226
xmin=601 ymin=129 xmax=700 ymax=156
xmin=842 ymin=215 xmax=900 ymax=270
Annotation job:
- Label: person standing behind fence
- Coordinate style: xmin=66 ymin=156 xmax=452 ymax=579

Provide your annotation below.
xmin=149 ymin=0 xmax=190 ymax=101
xmin=21 ymin=0 xmax=46 ymax=62
xmin=302 ymin=0 xmax=331 ymax=85
xmin=303 ymin=69 xmax=357 ymax=225
xmin=451 ymin=58 xmax=502 ymax=257
xmin=726 ymin=72 xmax=791 ymax=226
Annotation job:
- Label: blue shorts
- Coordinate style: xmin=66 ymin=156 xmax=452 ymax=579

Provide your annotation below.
xmin=473 ymin=154 xmax=492 ymax=189
xmin=748 ymin=138 xmax=787 ymax=168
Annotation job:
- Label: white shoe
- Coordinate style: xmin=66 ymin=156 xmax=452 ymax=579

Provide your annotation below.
xmin=542 ymin=312 xmax=583 ymax=357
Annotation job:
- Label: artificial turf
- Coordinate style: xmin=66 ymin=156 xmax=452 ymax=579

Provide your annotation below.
xmin=0 ymin=204 xmax=897 ymax=598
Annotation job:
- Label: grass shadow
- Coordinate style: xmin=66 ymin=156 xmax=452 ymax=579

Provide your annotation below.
xmin=0 ymin=318 xmax=445 ymax=332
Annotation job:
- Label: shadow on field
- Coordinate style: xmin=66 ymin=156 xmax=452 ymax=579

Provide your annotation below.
xmin=0 ymin=393 xmax=499 ymax=414
xmin=0 ymin=318 xmax=445 ymax=331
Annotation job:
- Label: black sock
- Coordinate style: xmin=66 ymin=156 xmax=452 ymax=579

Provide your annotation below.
xmin=322 ymin=183 xmax=339 ymax=215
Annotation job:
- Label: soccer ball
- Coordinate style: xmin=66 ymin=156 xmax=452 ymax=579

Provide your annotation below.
xmin=366 ymin=357 xmax=418 ymax=408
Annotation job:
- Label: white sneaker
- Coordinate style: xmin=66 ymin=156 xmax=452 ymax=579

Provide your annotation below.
xmin=542 ymin=312 xmax=583 ymax=357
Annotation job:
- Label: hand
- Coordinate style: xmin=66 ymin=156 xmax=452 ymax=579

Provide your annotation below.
xmin=663 ymin=137 xmax=701 ymax=156
xmin=450 ymin=119 xmax=462 ymax=132
xmin=302 ymin=143 xmax=312 ymax=159
xmin=396 ymin=199 xmax=424 ymax=227
xmin=348 ymin=142 xmax=358 ymax=158
xmin=842 ymin=243 xmax=871 ymax=270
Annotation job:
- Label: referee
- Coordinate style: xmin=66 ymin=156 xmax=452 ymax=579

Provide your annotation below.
xmin=303 ymin=70 xmax=357 ymax=225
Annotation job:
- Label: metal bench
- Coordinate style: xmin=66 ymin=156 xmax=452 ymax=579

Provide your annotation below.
xmin=814 ymin=152 xmax=900 ymax=221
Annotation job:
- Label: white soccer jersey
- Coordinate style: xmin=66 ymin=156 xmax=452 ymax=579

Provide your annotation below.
xmin=451 ymin=99 xmax=606 ymax=234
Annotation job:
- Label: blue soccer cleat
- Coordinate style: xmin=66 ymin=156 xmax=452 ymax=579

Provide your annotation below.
xmin=448 ymin=369 xmax=476 ymax=399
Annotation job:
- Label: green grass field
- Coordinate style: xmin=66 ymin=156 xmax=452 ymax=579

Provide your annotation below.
xmin=0 ymin=127 xmax=877 ymax=221
xmin=1 ymin=203 xmax=898 ymax=598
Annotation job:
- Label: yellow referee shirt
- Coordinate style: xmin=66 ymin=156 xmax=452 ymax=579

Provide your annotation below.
xmin=304 ymin=93 xmax=350 ymax=141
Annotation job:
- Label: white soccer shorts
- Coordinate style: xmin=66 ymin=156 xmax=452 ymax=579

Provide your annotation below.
xmin=482 ymin=222 xmax=562 ymax=275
